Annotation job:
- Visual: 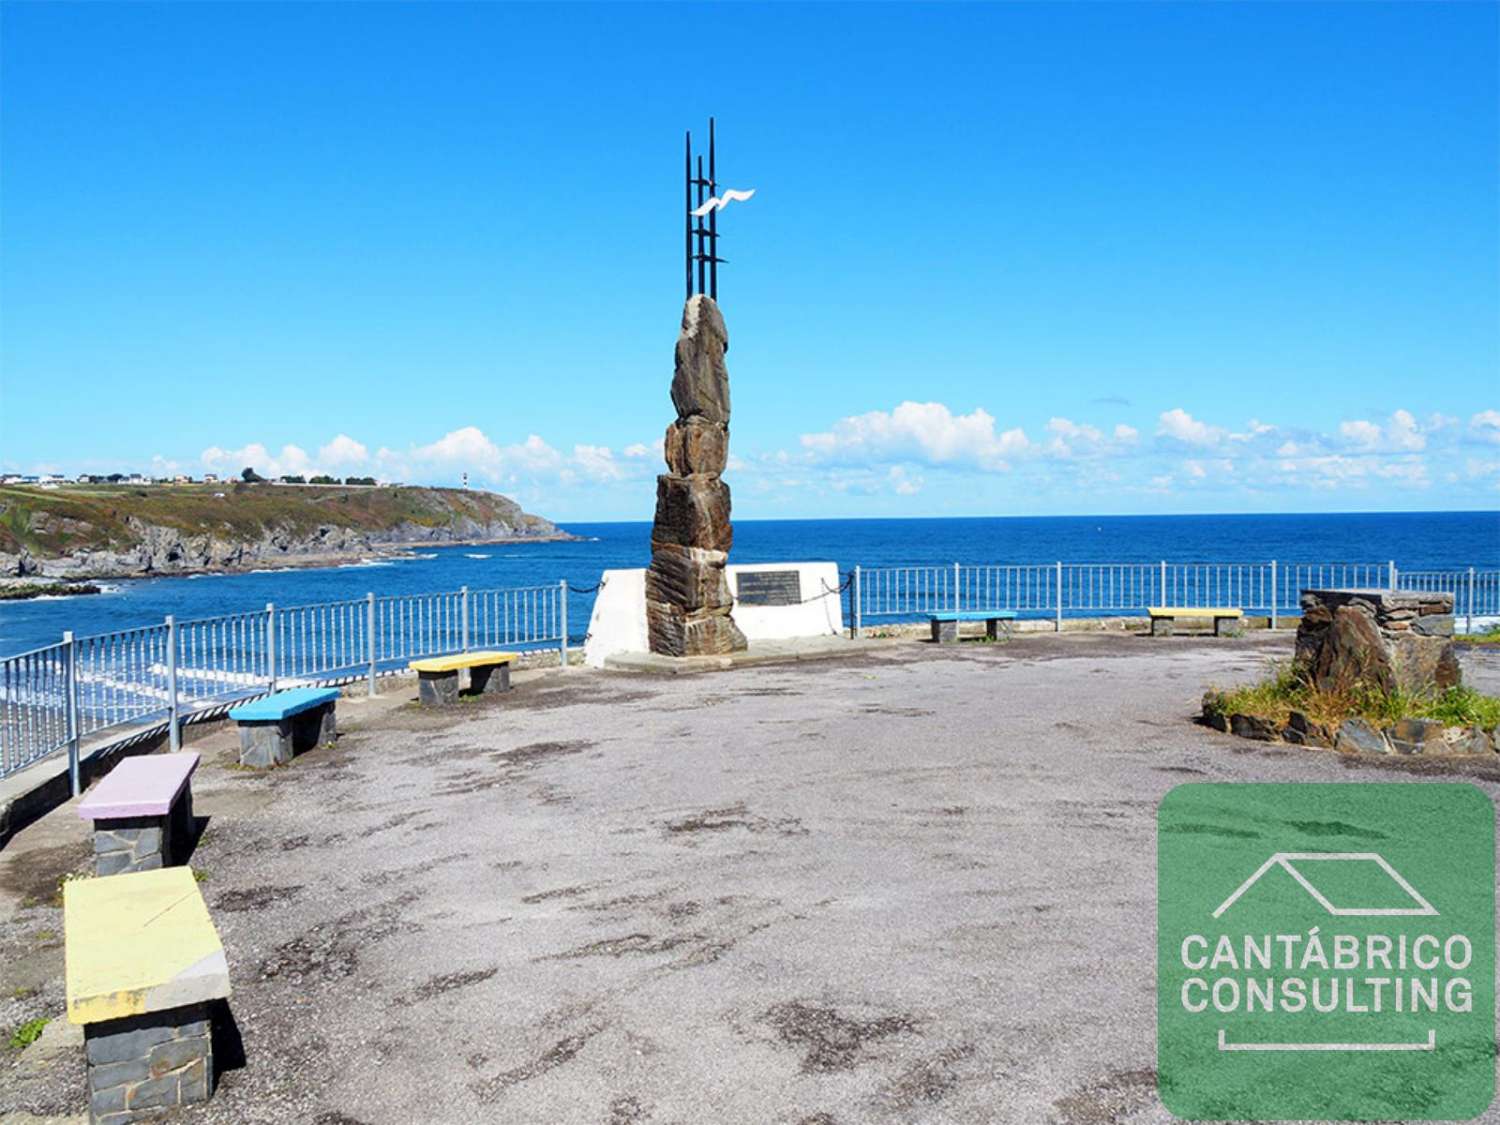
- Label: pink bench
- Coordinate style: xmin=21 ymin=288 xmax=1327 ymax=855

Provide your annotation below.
xmin=78 ymin=752 xmax=199 ymax=876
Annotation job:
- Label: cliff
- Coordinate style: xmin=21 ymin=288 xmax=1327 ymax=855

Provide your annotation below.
xmin=0 ymin=482 xmax=569 ymax=579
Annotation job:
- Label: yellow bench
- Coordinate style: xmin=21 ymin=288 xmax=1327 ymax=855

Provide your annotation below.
xmin=1147 ymin=606 xmax=1243 ymax=637
xmin=65 ymin=867 xmax=231 ymax=1112
xmin=408 ymin=650 xmax=518 ymax=704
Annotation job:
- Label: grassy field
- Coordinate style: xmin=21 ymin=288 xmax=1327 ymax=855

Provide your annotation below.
xmin=0 ymin=482 xmax=554 ymax=558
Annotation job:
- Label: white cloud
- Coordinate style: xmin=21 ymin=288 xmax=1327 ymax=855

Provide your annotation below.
xmin=623 ymin=442 xmax=655 ymax=459
xmin=1113 ymin=424 xmax=1139 ymax=443
xmin=1156 ymin=408 xmax=1224 ymax=447
xmin=887 ymin=466 xmax=922 ymax=495
xmin=1339 ymin=410 xmax=1426 ymax=452
xmin=318 ymin=434 xmax=369 ymax=467
xmin=571 ymin=444 xmax=622 ymax=482
xmin=1469 ymin=410 xmax=1500 ymax=445
xmin=801 ymin=401 xmax=1030 ymax=471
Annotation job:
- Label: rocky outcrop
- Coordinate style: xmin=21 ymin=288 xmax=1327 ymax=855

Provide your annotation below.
xmin=1295 ymin=588 xmax=1460 ymax=695
xmin=0 ymin=487 xmax=565 ymax=579
xmin=645 ymin=295 xmax=747 ymax=658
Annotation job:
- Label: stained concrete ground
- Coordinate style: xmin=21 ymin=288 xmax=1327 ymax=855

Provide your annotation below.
xmin=2 ymin=633 xmax=1499 ymax=1125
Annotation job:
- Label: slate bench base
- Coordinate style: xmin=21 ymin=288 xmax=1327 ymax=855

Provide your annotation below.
xmin=417 ymin=662 xmax=510 ymax=706
xmin=85 ymin=1003 xmax=214 ymax=1123
xmin=237 ymin=703 xmax=336 ymax=768
xmin=93 ymin=791 xmax=193 ymax=876
xmin=1149 ymin=614 xmax=1241 ymax=638
xmin=930 ymin=615 xmax=1015 ymax=644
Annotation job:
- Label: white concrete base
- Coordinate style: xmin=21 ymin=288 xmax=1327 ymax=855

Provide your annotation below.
xmin=583 ymin=561 xmax=844 ymax=668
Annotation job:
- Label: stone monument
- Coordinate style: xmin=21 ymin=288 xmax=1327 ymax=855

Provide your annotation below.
xmin=1294 ymin=587 xmax=1460 ymax=695
xmin=646 ymin=295 xmax=748 ymax=656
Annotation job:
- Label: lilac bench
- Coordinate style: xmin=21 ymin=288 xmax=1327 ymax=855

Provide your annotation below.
xmin=77 ymin=752 xmax=199 ymax=876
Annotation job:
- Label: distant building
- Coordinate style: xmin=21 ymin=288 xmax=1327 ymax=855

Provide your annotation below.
xmin=203 ymin=473 xmax=219 ymax=483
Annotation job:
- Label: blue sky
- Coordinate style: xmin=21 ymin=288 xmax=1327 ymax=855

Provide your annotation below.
xmin=2 ymin=2 xmax=1496 ymax=521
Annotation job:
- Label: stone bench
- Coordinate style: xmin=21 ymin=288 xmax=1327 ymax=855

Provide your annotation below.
xmin=65 ymin=866 xmax=232 ymax=1121
xmin=227 ymin=686 xmax=339 ymax=767
xmin=77 ymin=752 xmax=199 ymax=876
xmin=409 ymin=650 xmax=518 ymax=705
xmin=928 ymin=610 xmax=1017 ymax=643
xmin=1147 ymin=606 xmax=1243 ymax=637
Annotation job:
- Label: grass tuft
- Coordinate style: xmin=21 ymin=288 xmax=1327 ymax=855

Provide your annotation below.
xmin=1210 ymin=661 xmax=1500 ymax=730
xmin=8 ymin=1017 xmax=48 ymax=1051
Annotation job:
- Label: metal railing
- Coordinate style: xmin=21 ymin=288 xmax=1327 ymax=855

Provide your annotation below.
xmin=849 ymin=561 xmax=1500 ymax=635
xmin=0 ymin=582 xmax=569 ymax=789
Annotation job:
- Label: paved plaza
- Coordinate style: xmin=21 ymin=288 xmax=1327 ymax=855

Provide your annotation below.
xmin=4 ymin=634 xmax=1499 ymax=1124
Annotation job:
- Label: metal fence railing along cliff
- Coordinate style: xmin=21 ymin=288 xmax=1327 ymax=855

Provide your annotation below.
xmin=848 ymin=561 xmax=1499 ymax=635
xmin=1 ymin=582 xmax=568 ymax=791
xmin=3 ymin=562 xmax=1497 ymax=789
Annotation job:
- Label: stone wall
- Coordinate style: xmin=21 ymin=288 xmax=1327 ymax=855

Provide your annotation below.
xmin=645 ymin=296 xmax=748 ymax=657
xmin=85 ymin=1003 xmax=213 ymax=1122
xmin=1295 ymin=588 xmax=1459 ymax=696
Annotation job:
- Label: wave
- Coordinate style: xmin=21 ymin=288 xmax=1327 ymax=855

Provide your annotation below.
xmin=408 ymin=553 xmax=439 ymax=560
xmin=337 ymin=558 xmax=394 ymax=569
xmin=465 ymin=553 xmax=492 ymax=559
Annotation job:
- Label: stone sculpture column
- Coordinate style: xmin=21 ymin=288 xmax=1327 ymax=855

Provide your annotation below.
xmin=646 ymin=295 xmax=749 ymax=657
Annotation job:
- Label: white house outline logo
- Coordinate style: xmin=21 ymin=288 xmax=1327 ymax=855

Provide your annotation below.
xmin=1211 ymin=852 xmax=1438 ymax=1053
xmin=1213 ymin=852 xmax=1439 ymax=919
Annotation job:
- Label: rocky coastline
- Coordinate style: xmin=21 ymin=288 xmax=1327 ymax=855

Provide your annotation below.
xmin=0 ymin=483 xmax=574 ymax=581
xmin=0 ymin=522 xmax=575 ymax=581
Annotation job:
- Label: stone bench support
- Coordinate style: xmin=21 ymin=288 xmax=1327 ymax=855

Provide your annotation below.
xmin=928 ymin=612 xmax=1016 ymax=644
xmin=66 ymin=867 xmax=232 ymax=1122
xmin=86 ymin=1003 xmax=213 ymax=1122
xmin=228 ymin=687 xmax=340 ymax=768
xmin=409 ymin=651 xmax=517 ymax=706
xmin=78 ymin=753 xmax=199 ymax=876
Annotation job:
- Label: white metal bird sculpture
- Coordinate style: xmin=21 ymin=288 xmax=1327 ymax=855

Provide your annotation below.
xmin=690 ymin=188 xmax=756 ymax=217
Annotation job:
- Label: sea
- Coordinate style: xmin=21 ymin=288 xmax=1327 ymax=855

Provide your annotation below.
xmin=2 ymin=511 xmax=1496 ymax=657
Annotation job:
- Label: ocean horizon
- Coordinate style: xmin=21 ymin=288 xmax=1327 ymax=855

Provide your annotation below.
xmin=2 ymin=509 xmax=1496 ymax=657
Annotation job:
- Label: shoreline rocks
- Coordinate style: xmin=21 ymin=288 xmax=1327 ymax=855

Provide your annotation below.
xmin=1201 ymin=690 xmax=1497 ymax=758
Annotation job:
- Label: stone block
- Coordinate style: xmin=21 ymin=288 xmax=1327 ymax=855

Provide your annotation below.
xmin=417 ymin=670 xmax=460 ymax=706
xmin=238 ymin=719 xmax=293 ymax=768
xmin=1443 ymin=726 xmax=1494 ymax=756
xmin=1388 ymin=717 xmax=1445 ymax=755
xmin=931 ymin=619 xmax=958 ymax=644
xmin=84 ymin=1004 xmax=215 ymax=1121
xmin=669 ymin=295 xmax=731 ymax=424
xmin=1412 ymin=614 xmax=1455 ymax=636
xmin=1229 ymin=713 xmax=1279 ymax=742
xmin=651 ymin=475 xmax=733 ymax=553
xmin=1334 ymin=718 xmax=1391 ymax=755
xmin=92 ymin=815 xmax=173 ymax=877
xmin=664 ymin=418 xmax=728 ymax=476
xmin=469 ymin=663 xmax=511 ymax=695
xmin=1284 ymin=710 xmax=1333 ymax=748
xmin=645 ymin=543 xmax=732 ymax=613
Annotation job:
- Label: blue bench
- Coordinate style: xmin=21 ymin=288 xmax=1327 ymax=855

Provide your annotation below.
xmin=228 ymin=687 xmax=340 ymax=767
xmin=928 ymin=610 xmax=1017 ymax=644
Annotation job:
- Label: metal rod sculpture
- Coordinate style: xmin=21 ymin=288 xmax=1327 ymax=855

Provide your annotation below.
xmin=649 ymin=120 xmax=753 ymax=657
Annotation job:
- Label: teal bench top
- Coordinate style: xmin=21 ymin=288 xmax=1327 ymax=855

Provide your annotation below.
xmin=228 ymin=687 xmax=340 ymax=723
xmin=929 ymin=611 xmax=1018 ymax=622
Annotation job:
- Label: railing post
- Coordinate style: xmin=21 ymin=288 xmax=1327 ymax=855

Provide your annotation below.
xmin=1468 ymin=566 xmax=1476 ymax=635
xmin=366 ymin=592 xmax=377 ymax=697
xmin=1390 ymin=559 xmax=1398 ymax=590
xmin=852 ymin=565 xmax=862 ymax=640
xmin=1055 ymin=561 xmax=1063 ymax=632
xmin=1160 ymin=559 xmax=1167 ymax=605
xmin=165 ymin=615 xmax=181 ymax=752
xmin=1269 ymin=561 xmax=1278 ymax=631
xmin=64 ymin=630 xmax=80 ymax=797
xmin=953 ymin=562 xmax=960 ymax=612
xmin=461 ymin=586 xmax=471 ymax=653
xmin=559 ymin=580 xmax=569 ymax=668
xmin=265 ymin=602 xmax=277 ymax=693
